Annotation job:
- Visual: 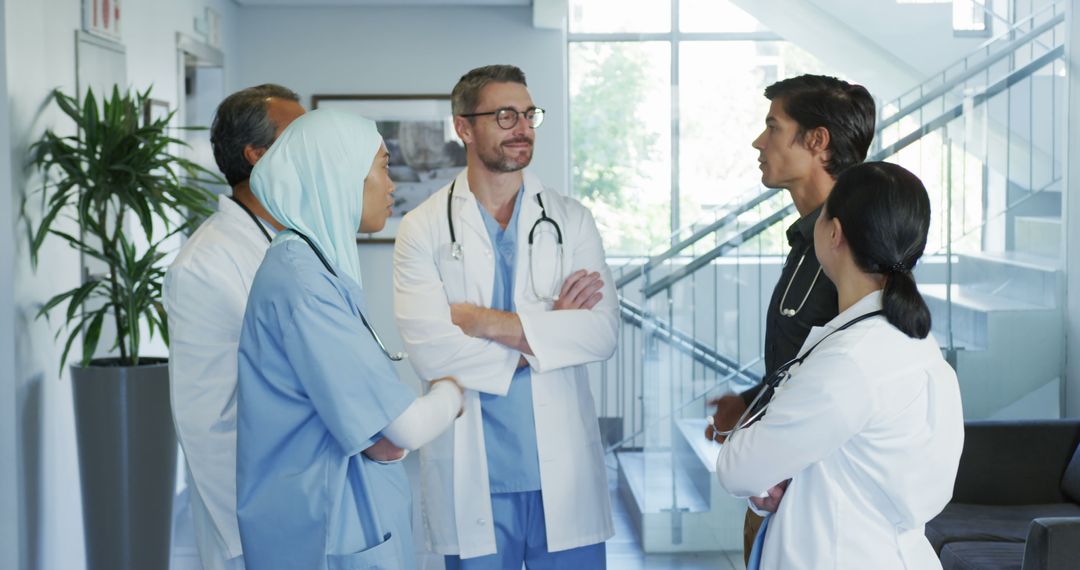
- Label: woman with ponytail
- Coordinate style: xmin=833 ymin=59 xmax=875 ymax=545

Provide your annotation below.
xmin=716 ymin=162 xmax=965 ymax=570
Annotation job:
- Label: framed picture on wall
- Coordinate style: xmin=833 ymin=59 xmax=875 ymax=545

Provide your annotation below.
xmin=312 ymin=94 xmax=466 ymax=243
xmin=83 ymin=0 xmax=122 ymax=43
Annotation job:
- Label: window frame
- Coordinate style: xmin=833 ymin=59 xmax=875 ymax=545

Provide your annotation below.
xmin=567 ymin=0 xmax=782 ymax=247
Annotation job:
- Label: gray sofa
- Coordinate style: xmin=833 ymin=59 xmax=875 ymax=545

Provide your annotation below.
xmin=925 ymin=420 xmax=1080 ymax=570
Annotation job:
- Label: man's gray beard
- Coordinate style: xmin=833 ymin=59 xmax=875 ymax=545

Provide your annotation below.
xmin=479 ymin=148 xmax=532 ymax=173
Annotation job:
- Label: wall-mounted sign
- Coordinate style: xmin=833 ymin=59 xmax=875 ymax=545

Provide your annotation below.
xmin=83 ymin=0 xmax=122 ymax=43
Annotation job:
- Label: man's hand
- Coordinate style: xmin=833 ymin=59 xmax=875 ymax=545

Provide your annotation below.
xmin=749 ymin=479 xmax=791 ymax=513
xmin=705 ymin=393 xmax=748 ymax=443
xmin=450 ymin=303 xmax=491 ymax=338
xmin=362 ymin=437 xmax=406 ymax=462
xmin=553 ymin=270 xmax=604 ymax=311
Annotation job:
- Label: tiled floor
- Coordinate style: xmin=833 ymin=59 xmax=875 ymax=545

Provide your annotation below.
xmin=169 ymin=459 xmax=745 ymax=570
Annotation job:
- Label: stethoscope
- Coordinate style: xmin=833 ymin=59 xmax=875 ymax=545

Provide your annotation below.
xmin=778 ymin=251 xmax=824 ymax=317
xmin=710 ymin=310 xmax=884 ymax=442
xmin=230 ymin=195 xmax=273 ymax=243
xmin=230 ymin=196 xmax=406 ymax=362
xmin=446 ymin=179 xmax=565 ymax=302
xmin=288 ymin=228 xmax=407 ymax=362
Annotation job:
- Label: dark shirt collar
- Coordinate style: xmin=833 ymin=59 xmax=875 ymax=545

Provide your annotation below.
xmin=786 ymin=204 xmax=824 ymax=249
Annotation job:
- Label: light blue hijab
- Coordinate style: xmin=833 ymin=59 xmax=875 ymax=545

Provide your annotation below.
xmin=250 ymin=109 xmax=383 ymax=287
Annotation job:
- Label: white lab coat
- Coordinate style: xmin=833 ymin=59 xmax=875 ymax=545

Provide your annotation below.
xmin=716 ymin=291 xmax=965 ymax=570
xmin=393 ymin=169 xmax=618 ymax=559
xmin=163 ymin=194 xmax=271 ymax=570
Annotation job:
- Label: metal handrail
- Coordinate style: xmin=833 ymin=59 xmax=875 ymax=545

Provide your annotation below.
xmin=603 ymin=355 xmax=762 ymax=454
xmin=875 ymin=44 xmax=1064 ymax=159
xmin=926 ymin=175 xmax=1063 ymax=258
xmin=637 ymin=39 xmax=1063 ymax=300
xmin=878 ymin=9 xmax=1064 ymax=132
xmin=642 ymin=205 xmax=795 ymax=298
xmin=618 ymin=299 xmax=759 ymax=385
xmin=614 ymin=1 xmax=1064 ymax=301
xmin=881 ymin=0 xmax=1064 ymax=128
xmin=608 ymin=5 xmax=1064 ymax=387
xmin=614 ymin=187 xmax=783 ymax=289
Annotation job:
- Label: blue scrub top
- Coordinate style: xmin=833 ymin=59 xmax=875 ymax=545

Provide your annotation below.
xmin=236 ymin=239 xmax=417 ymax=570
xmin=476 ymin=187 xmax=543 ymax=493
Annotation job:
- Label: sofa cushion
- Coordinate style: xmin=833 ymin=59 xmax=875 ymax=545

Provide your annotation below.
xmin=1062 ymin=445 xmax=1080 ymax=504
xmin=926 ymin=503 xmax=1080 ymax=553
xmin=939 ymin=541 xmax=1024 ymax=570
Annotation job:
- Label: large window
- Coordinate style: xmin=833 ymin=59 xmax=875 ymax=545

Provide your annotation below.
xmin=569 ymin=0 xmax=837 ymax=255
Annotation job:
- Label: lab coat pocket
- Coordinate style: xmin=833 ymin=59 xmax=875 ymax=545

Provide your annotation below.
xmin=435 ymin=244 xmax=467 ymax=304
xmin=326 ymin=532 xmax=400 ymax=570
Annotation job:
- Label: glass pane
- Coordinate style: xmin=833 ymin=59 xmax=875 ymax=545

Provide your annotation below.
xmin=570 ymin=41 xmax=672 ymax=255
xmin=569 ymin=0 xmax=671 ymax=34
xmin=679 ymin=0 xmax=766 ymax=33
xmin=953 ymin=0 xmax=988 ymax=32
xmin=678 ymin=41 xmax=838 ymax=254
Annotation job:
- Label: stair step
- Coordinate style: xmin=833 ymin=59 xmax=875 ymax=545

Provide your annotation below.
xmin=920 ymin=281 xmax=1060 ymax=352
xmin=954 ymin=251 xmax=1061 ymax=308
xmin=1014 ymin=216 xmax=1062 ymax=259
xmin=920 ymin=283 xmax=1047 ymax=313
xmin=616 ymin=450 xmax=710 ymax=515
xmin=920 ymin=283 xmax=1046 ymax=350
xmin=675 ymin=418 xmax=721 ymax=474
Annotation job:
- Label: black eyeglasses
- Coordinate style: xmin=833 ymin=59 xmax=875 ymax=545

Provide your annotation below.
xmin=459 ymin=107 xmax=545 ymax=130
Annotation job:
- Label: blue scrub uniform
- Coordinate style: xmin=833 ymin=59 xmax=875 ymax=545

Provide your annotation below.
xmin=236 ymin=239 xmax=416 ymax=570
xmin=445 ymin=188 xmax=605 ymax=569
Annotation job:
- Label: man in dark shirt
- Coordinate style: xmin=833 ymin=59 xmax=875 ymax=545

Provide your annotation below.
xmin=703 ymin=74 xmax=876 ymax=562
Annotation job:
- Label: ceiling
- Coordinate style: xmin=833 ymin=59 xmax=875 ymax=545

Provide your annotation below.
xmin=234 ymin=0 xmax=530 ymax=6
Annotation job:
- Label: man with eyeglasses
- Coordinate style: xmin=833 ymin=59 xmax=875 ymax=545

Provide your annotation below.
xmin=393 ymin=64 xmax=618 ymax=569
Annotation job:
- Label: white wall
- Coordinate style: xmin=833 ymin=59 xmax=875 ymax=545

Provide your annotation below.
xmin=807 ymin=0 xmax=999 ymax=78
xmin=234 ymin=4 xmax=568 ymax=388
xmin=4 ymin=1 xmax=238 ymax=568
xmin=0 ymin=0 xmax=18 ymax=565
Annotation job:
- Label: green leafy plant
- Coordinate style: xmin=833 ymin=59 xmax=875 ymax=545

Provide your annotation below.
xmin=26 ymin=86 xmax=221 ymax=368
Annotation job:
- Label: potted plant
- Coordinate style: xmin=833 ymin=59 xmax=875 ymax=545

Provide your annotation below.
xmin=25 ymin=86 xmax=219 ymax=570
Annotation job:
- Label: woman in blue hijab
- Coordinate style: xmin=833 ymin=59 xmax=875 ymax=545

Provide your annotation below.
xmin=236 ymin=109 xmax=463 ymax=569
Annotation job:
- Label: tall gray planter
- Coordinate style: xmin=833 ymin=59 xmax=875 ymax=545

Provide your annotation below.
xmin=71 ymin=359 xmax=177 ymax=570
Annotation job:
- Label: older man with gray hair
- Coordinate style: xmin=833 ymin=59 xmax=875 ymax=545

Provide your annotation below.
xmin=165 ymin=84 xmax=405 ymax=569
xmin=164 ymin=83 xmax=305 ymax=570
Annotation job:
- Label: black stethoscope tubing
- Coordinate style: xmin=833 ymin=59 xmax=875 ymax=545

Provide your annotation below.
xmin=287 ymin=228 xmax=406 ymax=362
xmin=229 ymin=195 xmax=273 ymax=244
xmin=716 ymin=309 xmax=886 ymax=441
xmin=447 ymin=179 xmax=563 ymax=253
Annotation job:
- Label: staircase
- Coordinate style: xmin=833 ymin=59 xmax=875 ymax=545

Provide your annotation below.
xmin=597 ymin=0 xmax=1068 ymax=553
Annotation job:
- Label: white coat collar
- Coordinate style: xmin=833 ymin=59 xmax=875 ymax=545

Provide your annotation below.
xmin=800 ymin=290 xmax=884 ymax=352
xmin=218 ymin=193 xmax=276 ymax=242
xmin=448 ymin=168 xmax=546 ymax=243
xmin=448 ymin=168 xmax=545 ymax=203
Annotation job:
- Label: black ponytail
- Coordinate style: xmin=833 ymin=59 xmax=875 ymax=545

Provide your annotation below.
xmin=881 ymin=270 xmax=931 ymax=339
xmin=824 ymin=162 xmax=932 ymax=339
